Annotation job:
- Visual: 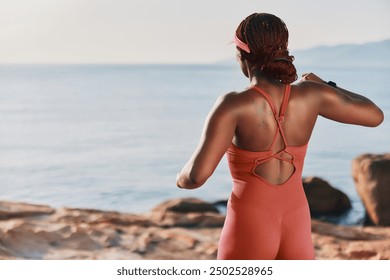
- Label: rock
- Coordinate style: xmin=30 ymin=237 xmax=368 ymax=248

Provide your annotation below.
xmin=311 ymin=220 xmax=382 ymax=241
xmin=149 ymin=198 xmax=225 ymax=227
xmin=149 ymin=209 xmax=225 ymax=228
xmin=140 ymin=227 xmax=219 ymax=260
xmin=311 ymin=220 xmax=390 ymax=260
xmin=352 ymin=153 xmax=390 ymax=226
xmin=0 ymin=222 xmax=54 ymax=259
xmin=1 ymin=199 xmax=390 ymax=260
xmin=159 ymin=229 xmax=198 ymax=249
xmin=213 ymin=200 xmax=228 ymax=207
xmin=302 ymin=177 xmax=352 ymax=215
xmin=0 ymin=201 xmax=55 ymax=220
xmin=0 ymin=243 xmax=14 ymax=259
xmin=57 ymin=208 xmax=154 ymax=227
xmin=151 ymin=197 xmax=219 ymax=214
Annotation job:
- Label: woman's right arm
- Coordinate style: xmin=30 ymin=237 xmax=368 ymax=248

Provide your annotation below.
xmin=301 ymin=73 xmax=384 ymax=127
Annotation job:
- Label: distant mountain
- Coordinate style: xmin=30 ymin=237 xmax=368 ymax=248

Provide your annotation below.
xmin=293 ymin=39 xmax=390 ymax=68
xmin=218 ymin=39 xmax=390 ymax=68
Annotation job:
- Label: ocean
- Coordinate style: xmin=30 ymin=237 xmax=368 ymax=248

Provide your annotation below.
xmin=0 ymin=64 xmax=388 ymax=225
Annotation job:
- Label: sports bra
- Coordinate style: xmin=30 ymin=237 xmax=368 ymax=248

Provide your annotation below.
xmin=227 ymin=84 xmax=308 ymax=187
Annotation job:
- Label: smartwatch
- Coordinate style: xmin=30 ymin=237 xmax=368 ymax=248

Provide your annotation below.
xmin=327 ymin=81 xmax=337 ymax=88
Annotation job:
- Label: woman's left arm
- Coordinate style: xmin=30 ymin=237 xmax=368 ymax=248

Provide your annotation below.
xmin=176 ymin=93 xmax=238 ymax=189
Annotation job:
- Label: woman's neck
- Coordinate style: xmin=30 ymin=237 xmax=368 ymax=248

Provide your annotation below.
xmin=249 ymin=68 xmax=279 ymax=87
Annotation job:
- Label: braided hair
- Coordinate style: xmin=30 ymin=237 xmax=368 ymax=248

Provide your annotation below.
xmin=236 ymin=13 xmax=297 ymax=84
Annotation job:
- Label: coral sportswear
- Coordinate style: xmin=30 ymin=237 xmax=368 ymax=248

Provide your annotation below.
xmin=217 ymin=84 xmax=315 ymax=260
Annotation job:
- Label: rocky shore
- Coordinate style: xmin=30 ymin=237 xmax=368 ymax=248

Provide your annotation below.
xmin=1 ymin=198 xmax=389 ymax=260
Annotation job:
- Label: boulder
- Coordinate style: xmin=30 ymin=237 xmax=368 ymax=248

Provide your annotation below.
xmin=0 ymin=201 xmax=55 ymax=220
xmin=352 ymin=153 xmax=390 ymax=226
xmin=149 ymin=198 xmax=225 ymax=228
xmin=151 ymin=198 xmax=219 ymax=213
xmin=302 ymin=177 xmax=351 ymax=216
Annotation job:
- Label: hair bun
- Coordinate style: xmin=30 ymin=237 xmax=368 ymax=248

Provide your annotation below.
xmin=261 ymin=49 xmax=297 ymax=84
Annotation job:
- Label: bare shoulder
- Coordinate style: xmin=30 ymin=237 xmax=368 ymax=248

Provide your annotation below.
xmin=294 ymin=80 xmax=350 ymax=103
xmin=214 ymin=89 xmax=253 ymax=109
xmin=292 ymin=80 xmax=332 ymax=104
xmin=217 ymin=89 xmax=252 ymax=101
xmin=216 ymin=91 xmax=239 ymax=103
xmin=293 ymin=80 xmax=328 ymax=94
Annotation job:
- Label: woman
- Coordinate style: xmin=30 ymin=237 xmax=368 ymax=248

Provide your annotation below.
xmin=176 ymin=13 xmax=383 ymax=260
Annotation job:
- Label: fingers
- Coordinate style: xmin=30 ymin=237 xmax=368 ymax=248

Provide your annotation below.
xmin=300 ymin=72 xmax=324 ymax=83
xmin=300 ymin=72 xmax=311 ymax=82
xmin=301 ymin=72 xmax=313 ymax=78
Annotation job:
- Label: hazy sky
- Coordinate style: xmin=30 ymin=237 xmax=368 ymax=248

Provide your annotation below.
xmin=1 ymin=0 xmax=389 ymax=64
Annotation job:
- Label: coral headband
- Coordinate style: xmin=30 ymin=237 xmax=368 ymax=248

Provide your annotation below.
xmin=234 ymin=34 xmax=250 ymax=53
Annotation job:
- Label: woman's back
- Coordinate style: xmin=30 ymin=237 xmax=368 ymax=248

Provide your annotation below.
xmin=227 ymin=79 xmax=317 ymax=185
xmin=233 ymin=83 xmax=316 ymax=150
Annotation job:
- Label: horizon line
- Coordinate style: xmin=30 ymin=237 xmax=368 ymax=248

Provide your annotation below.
xmin=1 ymin=38 xmax=389 ymax=65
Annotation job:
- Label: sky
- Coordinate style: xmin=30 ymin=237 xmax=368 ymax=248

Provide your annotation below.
xmin=0 ymin=0 xmax=389 ymax=64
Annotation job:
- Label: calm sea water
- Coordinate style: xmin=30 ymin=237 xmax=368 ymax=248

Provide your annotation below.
xmin=0 ymin=64 xmax=388 ymax=224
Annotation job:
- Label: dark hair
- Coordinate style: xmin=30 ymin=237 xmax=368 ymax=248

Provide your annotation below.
xmin=236 ymin=13 xmax=297 ymax=84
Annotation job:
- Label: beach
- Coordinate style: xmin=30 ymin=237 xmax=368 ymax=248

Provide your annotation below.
xmin=1 ymin=198 xmax=389 ymax=260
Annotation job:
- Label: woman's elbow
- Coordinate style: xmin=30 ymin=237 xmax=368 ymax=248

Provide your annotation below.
xmin=176 ymin=170 xmax=210 ymax=190
xmin=176 ymin=178 xmax=204 ymax=190
xmin=187 ymin=171 xmax=210 ymax=189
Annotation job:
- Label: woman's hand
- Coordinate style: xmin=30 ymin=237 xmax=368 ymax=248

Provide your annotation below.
xmin=300 ymin=72 xmax=325 ymax=83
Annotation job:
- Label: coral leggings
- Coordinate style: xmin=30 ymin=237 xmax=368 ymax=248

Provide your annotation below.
xmin=217 ymin=174 xmax=315 ymax=259
xmin=217 ymin=85 xmax=315 ymax=260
